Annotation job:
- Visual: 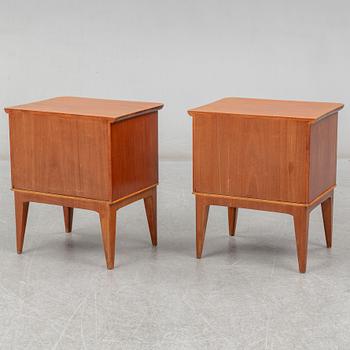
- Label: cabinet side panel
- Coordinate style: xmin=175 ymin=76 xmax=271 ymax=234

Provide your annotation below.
xmin=111 ymin=112 xmax=158 ymax=200
xmin=309 ymin=113 xmax=338 ymax=201
xmin=193 ymin=114 xmax=309 ymax=203
xmin=9 ymin=111 xmax=110 ymax=200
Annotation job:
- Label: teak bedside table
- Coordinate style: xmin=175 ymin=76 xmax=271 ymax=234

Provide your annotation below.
xmin=188 ymin=97 xmax=344 ymax=273
xmin=5 ymin=96 xmax=163 ymax=269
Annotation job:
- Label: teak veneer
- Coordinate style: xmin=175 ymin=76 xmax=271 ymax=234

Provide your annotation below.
xmin=5 ymin=96 xmax=163 ymax=269
xmin=189 ymin=97 xmax=344 ymax=273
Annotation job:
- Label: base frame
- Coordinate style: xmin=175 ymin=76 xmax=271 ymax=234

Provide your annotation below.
xmin=195 ymin=187 xmax=334 ymax=273
xmin=13 ymin=185 xmax=158 ymax=270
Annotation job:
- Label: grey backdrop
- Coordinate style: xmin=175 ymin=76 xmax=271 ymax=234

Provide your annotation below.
xmin=1 ymin=0 xmax=349 ymax=160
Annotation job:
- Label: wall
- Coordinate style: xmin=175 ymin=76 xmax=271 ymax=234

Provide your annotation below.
xmin=1 ymin=0 xmax=349 ymax=160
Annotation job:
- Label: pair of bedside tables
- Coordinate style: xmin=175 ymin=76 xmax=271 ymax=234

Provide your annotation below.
xmin=4 ymin=96 xmax=344 ymax=273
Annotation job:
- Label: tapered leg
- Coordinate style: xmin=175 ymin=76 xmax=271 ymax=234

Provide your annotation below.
xmin=321 ymin=194 xmax=333 ymax=248
xmin=196 ymin=196 xmax=210 ymax=258
xmin=144 ymin=188 xmax=157 ymax=246
xmin=228 ymin=207 xmax=238 ymax=236
xmin=292 ymin=207 xmax=310 ymax=273
xmin=99 ymin=205 xmax=117 ymax=270
xmin=63 ymin=207 xmax=74 ymax=233
xmin=14 ymin=193 xmax=30 ymax=254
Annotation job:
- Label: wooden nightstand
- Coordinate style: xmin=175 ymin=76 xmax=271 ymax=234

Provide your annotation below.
xmin=188 ymin=97 xmax=344 ymax=273
xmin=5 ymin=96 xmax=163 ymax=269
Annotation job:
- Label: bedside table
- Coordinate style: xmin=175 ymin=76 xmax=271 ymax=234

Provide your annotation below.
xmin=5 ymin=96 xmax=163 ymax=269
xmin=188 ymin=97 xmax=344 ymax=273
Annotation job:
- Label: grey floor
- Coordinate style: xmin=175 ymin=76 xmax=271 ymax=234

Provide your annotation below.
xmin=0 ymin=160 xmax=349 ymax=349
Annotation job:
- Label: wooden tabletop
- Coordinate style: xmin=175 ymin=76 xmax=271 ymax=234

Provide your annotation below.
xmin=5 ymin=96 xmax=164 ymax=122
xmin=188 ymin=97 xmax=344 ymax=121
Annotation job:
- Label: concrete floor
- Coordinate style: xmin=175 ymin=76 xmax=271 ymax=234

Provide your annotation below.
xmin=0 ymin=159 xmax=349 ymax=349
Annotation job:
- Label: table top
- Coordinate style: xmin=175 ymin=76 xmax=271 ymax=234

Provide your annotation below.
xmin=188 ymin=97 xmax=344 ymax=121
xmin=5 ymin=96 xmax=164 ymax=122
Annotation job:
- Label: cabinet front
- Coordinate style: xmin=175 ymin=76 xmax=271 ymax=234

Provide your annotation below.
xmin=9 ymin=111 xmax=110 ymax=200
xmin=193 ymin=114 xmax=309 ymax=203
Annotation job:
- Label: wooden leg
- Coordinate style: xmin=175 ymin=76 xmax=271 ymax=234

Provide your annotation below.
xmin=144 ymin=187 xmax=157 ymax=246
xmin=14 ymin=193 xmax=29 ymax=254
xmin=321 ymin=193 xmax=333 ymax=248
xmin=228 ymin=207 xmax=238 ymax=236
xmin=63 ymin=207 xmax=74 ymax=233
xmin=99 ymin=205 xmax=117 ymax=270
xmin=196 ymin=196 xmax=210 ymax=259
xmin=292 ymin=207 xmax=310 ymax=273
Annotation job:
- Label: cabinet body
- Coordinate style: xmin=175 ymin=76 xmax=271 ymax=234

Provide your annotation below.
xmin=8 ymin=110 xmax=158 ymax=201
xmin=193 ymin=112 xmax=338 ymax=204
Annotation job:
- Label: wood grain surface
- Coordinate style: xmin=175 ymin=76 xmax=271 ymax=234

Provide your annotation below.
xmin=9 ymin=111 xmax=111 ymax=200
xmin=193 ymin=114 xmax=309 ymax=203
xmin=5 ymin=96 xmax=163 ymax=122
xmin=111 ymin=112 xmax=158 ymax=200
xmin=189 ymin=97 xmax=343 ymax=121
xmin=309 ymin=113 xmax=338 ymax=201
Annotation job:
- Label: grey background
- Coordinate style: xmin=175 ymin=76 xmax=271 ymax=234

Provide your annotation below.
xmin=1 ymin=0 xmax=349 ymax=160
